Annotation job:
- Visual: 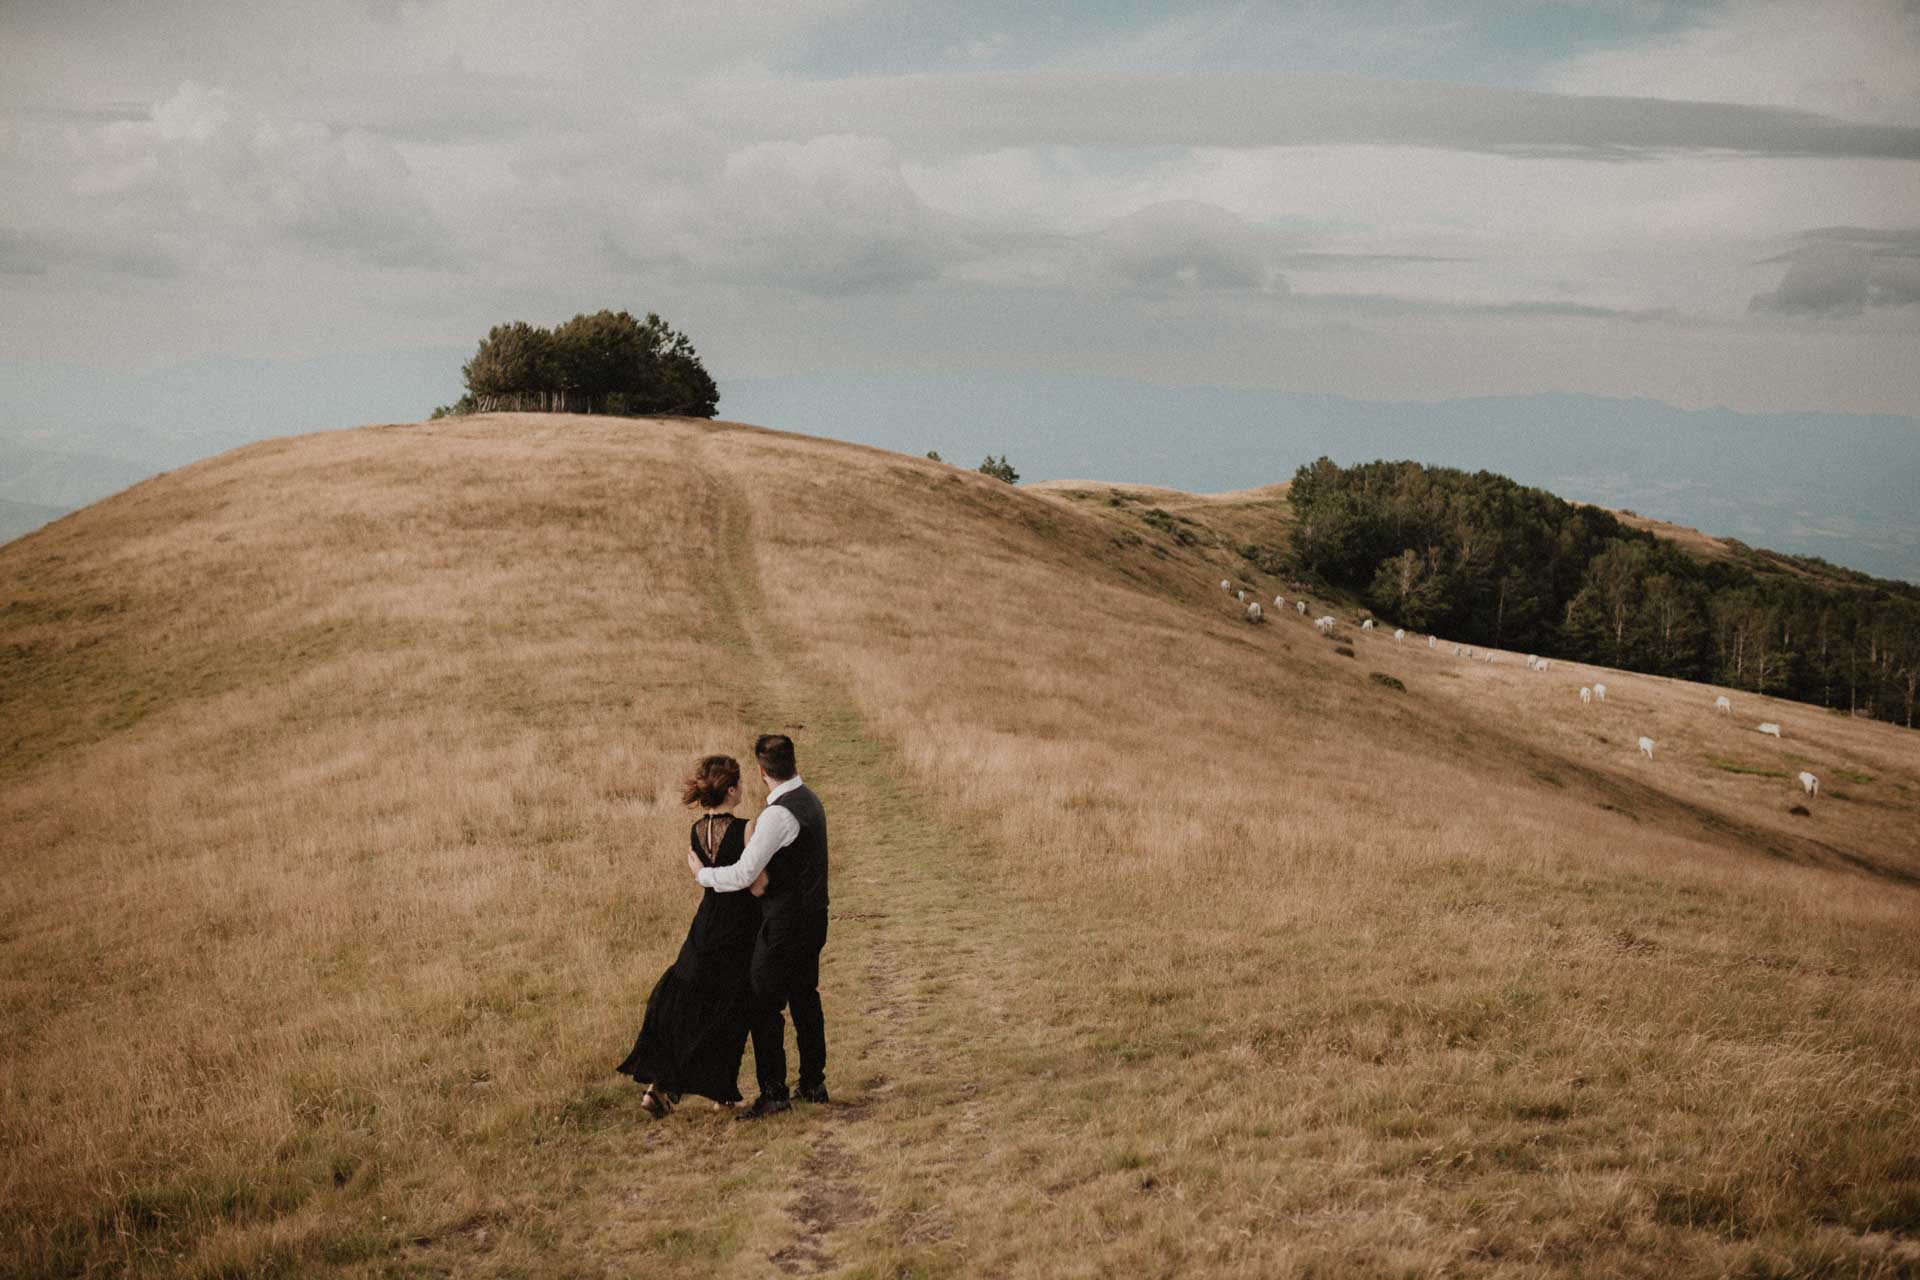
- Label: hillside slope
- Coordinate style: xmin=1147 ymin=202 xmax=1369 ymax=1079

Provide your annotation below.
xmin=3 ymin=414 xmax=1918 ymax=1279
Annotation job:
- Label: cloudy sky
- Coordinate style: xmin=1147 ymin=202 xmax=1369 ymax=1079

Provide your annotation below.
xmin=4 ymin=0 xmax=1919 ymax=418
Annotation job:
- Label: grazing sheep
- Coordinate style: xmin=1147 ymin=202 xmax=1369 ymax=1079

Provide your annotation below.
xmin=1463 ymin=646 xmax=1474 ymax=658
xmin=1247 ymin=602 xmax=1263 ymax=623
xmin=1236 ymin=590 xmax=1247 ymax=603
xmin=1540 ymin=659 xmax=1552 ymax=671
xmin=1275 ymin=595 xmax=1285 ymax=608
xmin=1638 ymin=736 xmax=1655 ymax=760
xmin=1580 ymin=687 xmax=1592 ymax=705
xmin=1758 ymin=722 xmax=1782 ymax=738
xmin=1221 ymin=579 xmax=1232 ymax=593
xmin=1427 ymin=635 xmax=1437 ymax=649
xmin=1296 ymin=600 xmax=1308 ymax=615
xmin=1798 ymin=770 xmax=1819 ymax=795
xmin=1451 ymin=644 xmax=1461 ymax=657
xmin=1593 ymin=683 xmax=1607 ymax=701
xmin=1394 ymin=629 xmax=1405 ymax=642
xmin=1315 ymin=616 xmax=1336 ymax=635
xmin=1361 ymin=619 xmax=1375 ymax=630
xmin=1714 ymin=695 xmax=1731 ymax=714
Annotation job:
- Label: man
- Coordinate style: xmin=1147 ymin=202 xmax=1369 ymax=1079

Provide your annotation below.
xmin=688 ymin=732 xmax=829 ymax=1118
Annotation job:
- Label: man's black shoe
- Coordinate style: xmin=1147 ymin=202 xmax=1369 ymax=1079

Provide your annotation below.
xmin=797 ymin=1085 xmax=830 ymax=1104
xmin=734 ymin=1095 xmax=791 ymax=1121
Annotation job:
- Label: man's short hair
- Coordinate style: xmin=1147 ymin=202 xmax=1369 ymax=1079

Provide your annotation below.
xmin=755 ymin=733 xmax=798 ymax=781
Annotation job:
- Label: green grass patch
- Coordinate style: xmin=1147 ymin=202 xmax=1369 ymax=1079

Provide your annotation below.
xmin=1704 ymin=755 xmax=1788 ymax=779
xmin=1832 ymin=768 xmax=1873 ymax=784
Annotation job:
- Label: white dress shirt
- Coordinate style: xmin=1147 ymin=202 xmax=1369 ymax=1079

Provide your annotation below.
xmin=698 ymin=776 xmax=803 ymax=893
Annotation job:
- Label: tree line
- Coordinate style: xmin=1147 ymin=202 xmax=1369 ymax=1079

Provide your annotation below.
xmin=433 ymin=310 xmax=718 ymax=419
xmin=1284 ymin=457 xmax=1920 ymax=728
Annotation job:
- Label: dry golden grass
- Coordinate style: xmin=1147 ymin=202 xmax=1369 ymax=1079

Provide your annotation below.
xmin=3 ymin=413 xmax=1918 ymax=1278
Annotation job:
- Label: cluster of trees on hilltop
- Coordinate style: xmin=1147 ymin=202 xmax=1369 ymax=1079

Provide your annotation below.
xmin=434 ymin=310 xmax=718 ymax=418
xmin=1285 ymin=457 xmax=1920 ymax=727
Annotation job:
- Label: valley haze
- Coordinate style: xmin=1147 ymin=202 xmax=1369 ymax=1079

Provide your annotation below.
xmin=5 ymin=358 xmax=1918 ymax=583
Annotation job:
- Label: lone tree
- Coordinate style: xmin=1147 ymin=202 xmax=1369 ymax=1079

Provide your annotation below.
xmin=451 ymin=309 xmax=718 ymax=417
xmin=978 ymin=453 xmax=1019 ymax=484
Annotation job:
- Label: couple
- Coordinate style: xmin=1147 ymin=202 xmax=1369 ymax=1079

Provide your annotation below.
xmin=616 ymin=733 xmax=830 ymax=1120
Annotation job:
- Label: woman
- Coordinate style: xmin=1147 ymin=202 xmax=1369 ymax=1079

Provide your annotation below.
xmin=616 ymin=754 xmax=766 ymax=1116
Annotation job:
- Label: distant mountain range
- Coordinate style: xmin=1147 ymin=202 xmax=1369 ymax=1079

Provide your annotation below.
xmin=0 ymin=496 xmax=70 ymax=544
xmin=3 ymin=355 xmax=1915 ymax=582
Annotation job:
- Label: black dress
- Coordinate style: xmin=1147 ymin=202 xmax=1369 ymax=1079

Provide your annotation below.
xmin=617 ymin=815 xmax=761 ymax=1102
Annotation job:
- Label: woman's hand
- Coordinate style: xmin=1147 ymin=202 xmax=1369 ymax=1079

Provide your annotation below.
xmin=749 ymin=870 xmax=768 ymax=897
xmin=687 ymin=849 xmax=705 ymax=880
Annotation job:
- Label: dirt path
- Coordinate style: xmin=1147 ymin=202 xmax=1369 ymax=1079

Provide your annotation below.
xmin=522 ymin=441 xmax=1073 ymax=1278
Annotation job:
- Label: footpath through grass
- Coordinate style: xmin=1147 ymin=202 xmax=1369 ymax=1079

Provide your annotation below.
xmin=395 ymin=444 xmax=1088 ymax=1278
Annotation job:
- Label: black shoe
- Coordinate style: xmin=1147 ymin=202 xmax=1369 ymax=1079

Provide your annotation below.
xmin=734 ymin=1095 xmax=791 ymax=1121
xmin=797 ymin=1084 xmax=829 ymax=1104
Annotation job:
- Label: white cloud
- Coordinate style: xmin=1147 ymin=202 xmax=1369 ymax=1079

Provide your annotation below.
xmin=1547 ymin=0 xmax=1920 ymax=126
xmin=607 ymin=134 xmax=963 ymax=294
xmin=1751 ymin=228 xmax=1920 ymax=315
xmin=62 ymin=82 xmax=455 ymax=269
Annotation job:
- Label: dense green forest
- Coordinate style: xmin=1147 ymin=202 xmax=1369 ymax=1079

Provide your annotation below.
xmin=1285 ymin=458 xmax=1920 ymax=728
xmin=434 ymin=309 xmax=718 ymax=419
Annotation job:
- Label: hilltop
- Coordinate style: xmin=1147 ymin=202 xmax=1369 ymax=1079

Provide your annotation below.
xmin=3 ymin=414 xmax=1918 ymax=1278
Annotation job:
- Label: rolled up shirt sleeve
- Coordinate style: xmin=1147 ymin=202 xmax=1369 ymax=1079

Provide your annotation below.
xmin=699 ymin=805 xmax=799 ymax=892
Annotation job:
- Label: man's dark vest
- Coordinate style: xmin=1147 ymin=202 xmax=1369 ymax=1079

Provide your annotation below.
xmin=764 ymin=783 xmax=829 ymax=922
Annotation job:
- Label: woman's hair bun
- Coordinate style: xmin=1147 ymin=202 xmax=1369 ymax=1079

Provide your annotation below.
xmin=681 ymin=755 xmax=741 ymax=809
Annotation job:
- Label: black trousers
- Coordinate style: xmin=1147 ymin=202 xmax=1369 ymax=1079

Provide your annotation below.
xmin=748 ymin=911 xmax=828 ymax=1099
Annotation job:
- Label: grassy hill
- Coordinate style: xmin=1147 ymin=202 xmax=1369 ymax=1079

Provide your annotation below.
xmin=3 ymin=414 xmax=1918 ymax=1279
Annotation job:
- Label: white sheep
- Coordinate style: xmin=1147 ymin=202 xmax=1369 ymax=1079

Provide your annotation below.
xmin=1798 ymin=770 xmax=1818 ymax=795
xmin=1758 ymin=722 xmax=1782 ymax=738
xmin=1315 ymin=616 xmax=1336 ymax=635
xmin=1580 ymin=687 xmax=1592 ymax=705
xmin=1361 ymin=619 xmax=1375 ymax=630
xmin=1236 ymin=589 xmax=1247 ymax=602
xmin=1451 ymin=644 xmax=1461 ymax=656
xmin=1246 ymin=602 xmax=1263 ymax=623
xmin=1540 ymin=659 xmax=1552 ymax=671
xmin=1221 ymin=579 xmax=1232 ymax=593
xmin=1638 ymin=736 xmax=1655 ymax=760
xmin=1714 ymin=695 xmax=1731 ymax=714
xmin=1394 ymin=629 xmax=1405 ymax=642
xmin=1463 ymin=646 xmax=1474 ymax=658
xmin=1593 ymin=683 xmax=1607 ymax=701
xmin=1427 ymin=635 xmax=1437 ymax=649
xmin=1274 ymin=595 xmax=1285 ymax=608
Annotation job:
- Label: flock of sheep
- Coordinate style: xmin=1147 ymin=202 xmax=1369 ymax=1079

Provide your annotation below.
xmin=1220 ymin=577 xmax=1821 ymax=799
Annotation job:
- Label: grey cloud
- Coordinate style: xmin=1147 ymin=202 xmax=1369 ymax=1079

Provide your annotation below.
xmin=1093 ymin=201 xmax=1284 ymax=292
xmin=1275 ymin=252 xmax=1474 ymax=269
xmin=1750 ymin=228 xmax=1920 ymax=314
xmin=1289 ymin=292 xmax=1668 ymax=321
xmin=0 ymin=226 xmax=179 ymax=278
xmin=696 ymin=71 xmax=1920 ymax=159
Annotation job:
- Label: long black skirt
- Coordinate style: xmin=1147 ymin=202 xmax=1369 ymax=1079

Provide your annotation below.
xmin=616 ymin=968 xmax=751 ymax=1103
